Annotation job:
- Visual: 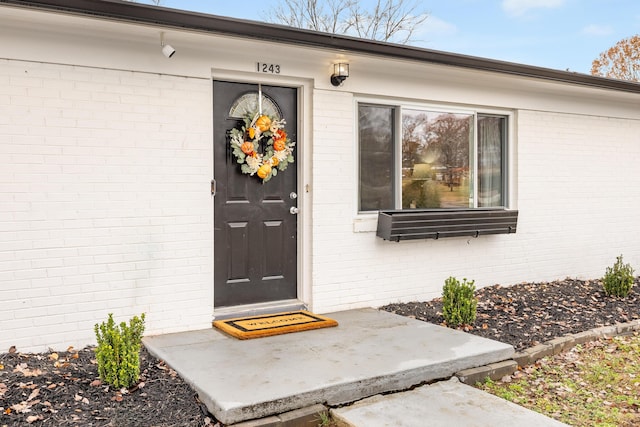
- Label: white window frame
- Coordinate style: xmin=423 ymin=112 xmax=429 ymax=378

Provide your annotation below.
xmin=356 ymin=97 xmax=515 ymax=214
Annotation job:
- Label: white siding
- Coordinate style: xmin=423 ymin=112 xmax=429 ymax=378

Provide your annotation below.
xmin=0 ymin=60 xmax=213 ymax=352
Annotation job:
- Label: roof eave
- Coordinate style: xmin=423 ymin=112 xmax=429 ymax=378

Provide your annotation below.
xmin=3 ymin=0 xmax=640 ymax=94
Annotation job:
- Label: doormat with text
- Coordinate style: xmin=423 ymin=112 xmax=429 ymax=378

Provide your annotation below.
xmin=213 ymin=311 xmax=338 ymax=340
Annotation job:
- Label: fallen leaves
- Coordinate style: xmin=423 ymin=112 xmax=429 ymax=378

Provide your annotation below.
xmin=41 ymin=400 xmax=57 ymax=414
xmin=28 ymin=387 xmax=40 ymax=401
xmin=0 ymin=347 xmax=97 ymax=424
xmin=53 ymin=360 xmax=70 ymax=369
xmin=0 ymin=346 xmax=212 ymax=426
xmin=51 ymin=347 xmax=80 ymax=369
xmin=381 ymin=278 xmax=640 ymax=351
xmin=480 ymin=335 xmax=640 ymax=427
xmin=10 ymin=401 xmax=33 ymax=414
xmin=26 ymin=414 xmax=44 ymax=423
xmin=9 ymin=383 xmax=41 ymax=415
xmin=74 ymin=392 xmax=89 ymax=404
xmin=13 ymin=363 xmax=43 ymax=377
xmin=128 ymin=380 xmax=145 ymax=393
xmin=155 ymin=360 xmax=178 ymax=378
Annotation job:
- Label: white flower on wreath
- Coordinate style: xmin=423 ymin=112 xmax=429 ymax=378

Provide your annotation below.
xmin=245 ymin=155 xmax=261 ymax=174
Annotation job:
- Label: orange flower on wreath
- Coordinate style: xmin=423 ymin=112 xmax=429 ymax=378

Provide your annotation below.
xmin=240 ymin=141 xmax=254 ymax=155
xmin=273 ymin=129 xmax=287 ymax=141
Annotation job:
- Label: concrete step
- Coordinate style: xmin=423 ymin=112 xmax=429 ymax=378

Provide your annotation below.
xmin=144 ymin=308 xmax=514 ymax=425
xmin=332 ymin=377 xmax=569 ymax=427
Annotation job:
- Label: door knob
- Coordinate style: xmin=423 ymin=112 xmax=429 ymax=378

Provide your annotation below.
xmin=289 ymin=206 xmax=299 ymax=215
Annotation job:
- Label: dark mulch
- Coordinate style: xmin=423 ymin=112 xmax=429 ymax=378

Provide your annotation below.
xmin=381 ymin=278 xmax=640 ymax=351
xmin=2 ymin=278 xmax=639 ymax=426
xmin=0 ymin=346 xmax=213 ymax=426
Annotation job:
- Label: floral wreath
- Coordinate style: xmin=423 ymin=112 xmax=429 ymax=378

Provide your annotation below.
xmin=229 ymin=113 xmax=296 ymax=182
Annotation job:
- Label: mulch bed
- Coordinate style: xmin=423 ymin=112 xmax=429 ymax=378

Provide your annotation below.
xmin=1 ymin=278 xmax=639 ymax=426
xmin=381 ymin=278 xmax=640 ymax=351
xmin=0 ymin=346 xmax=213 ymax=426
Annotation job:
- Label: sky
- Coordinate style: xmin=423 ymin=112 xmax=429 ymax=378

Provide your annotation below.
xmin=149 ymin=0 xmax=640 ymax=75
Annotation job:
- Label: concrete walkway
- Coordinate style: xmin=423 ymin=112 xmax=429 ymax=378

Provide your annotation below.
xmin=143 ymin=308 xmax=562 ymax=426
xmin=333 ymin=377 xmax=568 ymax=426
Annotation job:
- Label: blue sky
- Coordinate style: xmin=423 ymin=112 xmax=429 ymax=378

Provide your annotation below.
xmin=152 ymin=0 xmax=640 ymax=74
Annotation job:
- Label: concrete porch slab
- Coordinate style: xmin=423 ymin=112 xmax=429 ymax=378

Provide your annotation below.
xmin=332 ymin=377 xmax=569 ymax=427
xmin=143 ymin=308 xmax=514 ymax=425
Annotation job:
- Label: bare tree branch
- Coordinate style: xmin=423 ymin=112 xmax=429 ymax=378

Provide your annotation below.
xmin=269 ymin=0 xmax=428 ymax=44
xmin=270 ymin=0 xmax=356 ymax=34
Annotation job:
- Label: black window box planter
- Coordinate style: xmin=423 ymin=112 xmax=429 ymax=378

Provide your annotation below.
xmin=376 ymin=208 xmax=518 ymax=242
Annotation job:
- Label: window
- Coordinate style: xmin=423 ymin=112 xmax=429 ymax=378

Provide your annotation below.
xmin=359 ymin=104 xmax=395 ymax=211
xmin=229 ymin=92 xmax=281 ymax=119
xmin=358 ymin=103 xmax=509 ymax=212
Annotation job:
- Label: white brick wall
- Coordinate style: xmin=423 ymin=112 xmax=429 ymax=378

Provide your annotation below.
xmin=310 ymin=93 xmax=640 ymax=313
xmin=0 ymin=60 xmax=213 ymax=352
xmin=516 ymin=110 xmax=640 ymax=277
xmin=3 ymin=26 xmax=640 ymax=352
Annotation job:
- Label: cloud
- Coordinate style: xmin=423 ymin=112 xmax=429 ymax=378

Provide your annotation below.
xmin=581 ymin=24 xmax=613 ymax=36
xmin=502 ymin=0 xmax=565 ymax=17
xmin=420 ymin=15 xmax=457 ymax=37
xmin=409 ymin=15 xmax=457 ymax=45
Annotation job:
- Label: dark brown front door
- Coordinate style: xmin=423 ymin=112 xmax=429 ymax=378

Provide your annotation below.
xmin=213 ymin=81 xmax=298 ymax=308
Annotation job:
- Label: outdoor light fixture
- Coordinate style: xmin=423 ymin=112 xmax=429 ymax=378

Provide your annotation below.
xmin=330 ymin=62 xmax=349 ymax=86
xmin=160 ymin=32 xmax=175 ymax=58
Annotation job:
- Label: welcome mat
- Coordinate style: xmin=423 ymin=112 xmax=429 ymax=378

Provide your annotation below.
xmin=213 ymin=311 xmax=338 ymax=340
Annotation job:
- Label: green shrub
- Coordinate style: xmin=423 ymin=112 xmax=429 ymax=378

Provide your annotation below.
xmin=94 ymin=313 xmax=146 ymax=389
xmin=442 ymin=276 xmax=477 ymax=327
xmin=602 ymin=255 xmax=635 ymax=297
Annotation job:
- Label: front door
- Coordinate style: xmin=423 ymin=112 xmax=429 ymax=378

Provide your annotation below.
xmin=213 ymin=81 xmax=298 ymax=308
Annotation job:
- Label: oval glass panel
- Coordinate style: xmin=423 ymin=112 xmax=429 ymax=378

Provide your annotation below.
xmin=229 ymin=92 xmax=281 ymax=119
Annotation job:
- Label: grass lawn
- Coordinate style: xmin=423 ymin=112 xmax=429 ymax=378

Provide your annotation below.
xmin=477 ymin=334 xmax=640 ymax=427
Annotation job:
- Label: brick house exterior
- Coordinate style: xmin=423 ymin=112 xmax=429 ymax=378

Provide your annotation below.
xmin=2 ymin=0 xmax=640 ymax=352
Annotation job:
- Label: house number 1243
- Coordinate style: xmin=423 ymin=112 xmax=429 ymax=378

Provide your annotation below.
xmin=257 ymin=63 xmax=281 ymax=74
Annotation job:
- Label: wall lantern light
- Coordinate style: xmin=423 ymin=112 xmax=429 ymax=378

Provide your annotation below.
xmin=331 ymin=63 xmax=349 ymax=86
xmin=160 ymin=32 xmax=176 ymax=58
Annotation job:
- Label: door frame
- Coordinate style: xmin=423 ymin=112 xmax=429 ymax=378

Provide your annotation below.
xmin=211 ymin=68 xmax=313 ymax=317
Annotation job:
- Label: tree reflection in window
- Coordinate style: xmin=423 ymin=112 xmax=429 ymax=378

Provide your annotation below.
xmin=357 ymin=104 xmax=507 ymax=212
xmin=402 ymin=110 xmax=473 ymax=209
